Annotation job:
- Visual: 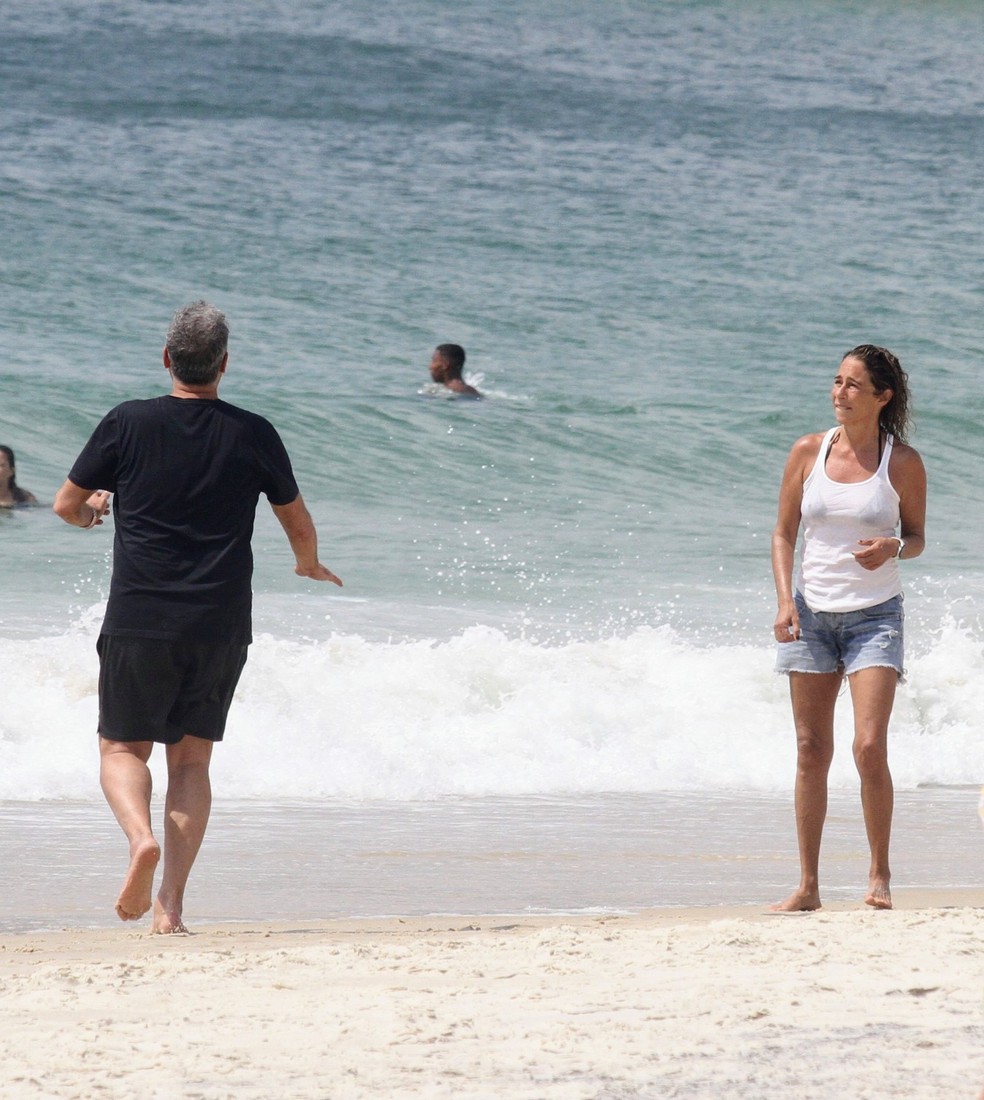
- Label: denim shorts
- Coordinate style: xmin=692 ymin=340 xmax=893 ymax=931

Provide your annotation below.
xmin=775 ymin=592 xmax=904 ymax=678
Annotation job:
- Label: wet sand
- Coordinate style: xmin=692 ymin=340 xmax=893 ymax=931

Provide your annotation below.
xmin=3 ymin=787 xmax=982 ymax=933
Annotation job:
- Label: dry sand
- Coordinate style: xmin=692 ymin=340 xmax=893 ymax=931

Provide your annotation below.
xmin=1 ymin=890 xmax=982 ymax=1099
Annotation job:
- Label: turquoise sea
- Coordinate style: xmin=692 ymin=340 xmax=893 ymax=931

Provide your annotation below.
xmin=2 ymin=0 xmax=983 ymax=929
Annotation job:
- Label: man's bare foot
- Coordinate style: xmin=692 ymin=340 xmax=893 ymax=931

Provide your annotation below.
xmin=152 ymin=898 xmax=189 ymax=935
xmin=115 ymin=836 xmax=161 ymax=921
xmin=865 ymin=877 xmax=892 ymax=910
xmin=769 ymin=889 xmax=821 ymax=913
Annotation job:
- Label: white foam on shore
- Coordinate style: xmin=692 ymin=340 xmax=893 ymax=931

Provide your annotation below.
xmin=2 ymin=610 xmax=983 ymax=801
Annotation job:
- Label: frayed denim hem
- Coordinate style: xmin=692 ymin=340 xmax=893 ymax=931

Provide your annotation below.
xmin=774 ymin=662 xmax=905 ymax=684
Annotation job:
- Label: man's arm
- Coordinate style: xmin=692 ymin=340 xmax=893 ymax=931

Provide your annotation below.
xmin=53 ymin=480 xmax=111 ymax=529
xmin=270 ymin=495 xmax=343 ymax=585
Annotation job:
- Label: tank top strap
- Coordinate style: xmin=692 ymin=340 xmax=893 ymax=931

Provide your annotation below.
xmin=806 ymin=427 xmax=840 ymax=483
xmin=877 ymin=433 xmax=895 ymax=477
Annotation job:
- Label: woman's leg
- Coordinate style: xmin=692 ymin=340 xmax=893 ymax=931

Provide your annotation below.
xmin=771 ymin=671 xmax=842 ymax=911
xmin=848 ymin=666 xmax=898 ymax=909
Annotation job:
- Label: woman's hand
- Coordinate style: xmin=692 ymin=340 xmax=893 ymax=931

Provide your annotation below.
xmin=774 ymin=602 xmax=800 ymax=642
xmin=853 ymin=537 xmax=900 ymax=571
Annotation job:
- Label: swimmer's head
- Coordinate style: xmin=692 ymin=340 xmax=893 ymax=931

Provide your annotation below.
xmin=430 ymin=344 xmax=466 ymax=384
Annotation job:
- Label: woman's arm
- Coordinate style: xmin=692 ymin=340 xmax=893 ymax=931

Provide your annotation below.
xmin=892 ymin=444 xmax=927 ymax=560
xmin=854 ymin=444 xmax=927 ymax=569
xmin=772 ymin=435 xmax=819 ymax=642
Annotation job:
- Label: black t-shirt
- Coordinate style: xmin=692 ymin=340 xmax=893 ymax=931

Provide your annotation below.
xmin=69 ymin=396 xmax=300 ymax=643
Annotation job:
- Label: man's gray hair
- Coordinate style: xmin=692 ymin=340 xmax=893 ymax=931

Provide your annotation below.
xmin=166 ymin=301 xmax=229 ymax=385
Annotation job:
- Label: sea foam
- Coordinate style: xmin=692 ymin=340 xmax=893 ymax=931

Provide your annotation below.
xmin=3 ymin=612 xmax=982 ymax=801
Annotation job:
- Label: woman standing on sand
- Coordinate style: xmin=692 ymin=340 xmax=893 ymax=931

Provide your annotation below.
xmin=0 ymin=445 xmax=39 ymax=508
xmin=770 ymin=345 xmax=926 ymax=913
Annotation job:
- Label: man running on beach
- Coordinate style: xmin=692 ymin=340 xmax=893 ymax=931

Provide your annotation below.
xmin=54 ymin=301 xmax=342 ymax=933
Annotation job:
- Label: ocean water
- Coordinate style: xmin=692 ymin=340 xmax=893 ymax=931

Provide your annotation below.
xmin=2 ymin=0 xmax=984 ymax=923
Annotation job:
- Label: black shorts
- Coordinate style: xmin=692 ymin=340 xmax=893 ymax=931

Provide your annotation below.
xmin=97 ymin=635 xmax=249 ymax=745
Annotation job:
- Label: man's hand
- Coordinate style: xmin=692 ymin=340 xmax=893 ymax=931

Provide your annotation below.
xmin=295 ymin=562 xmax=343 ymax=585
xmin=86 ymin=491 xmax=112 ymax=526
xmin=53 ymin=480 xmax=111 ymax=529
xmin=271 ymin=496 xmax=343 ymax=586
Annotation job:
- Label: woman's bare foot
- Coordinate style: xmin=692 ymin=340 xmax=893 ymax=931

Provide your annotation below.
xmin=152 ymin=897 xmax=189 ymax=935
xmin=865 ymin=876 xmax=892 ymax=909
xmin=115 ymin=836 xmax=161 ymax=921
xmin=769 ymin=888 xmax=821 ymax=913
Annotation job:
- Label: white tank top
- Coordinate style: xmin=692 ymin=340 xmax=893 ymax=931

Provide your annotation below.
xmin=797 ymin=426 xmax=902 ymax=612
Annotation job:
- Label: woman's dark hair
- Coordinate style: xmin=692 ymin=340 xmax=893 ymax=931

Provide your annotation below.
xmin=0 ymin=444 xmax=30 ymax=503
xmin=844 ymin=344 xmax=912 ymax=445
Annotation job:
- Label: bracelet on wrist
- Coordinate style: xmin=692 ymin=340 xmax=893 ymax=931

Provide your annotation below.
xmin=895 ymin=537 xmax=905 ymax=559
xmin=82 ymin=507 xmax=99 ymax=529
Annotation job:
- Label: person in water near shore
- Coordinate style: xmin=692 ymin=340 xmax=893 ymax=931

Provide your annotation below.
xmin=0 ymin=445 xmax=39 ymax=507
xmin=54 ymin=301 xmax=342 ymax=933
xmin=429 ymin=343 xmax=481 ymax=397
xmin=770 ymin=345 xmax=926 ymax=913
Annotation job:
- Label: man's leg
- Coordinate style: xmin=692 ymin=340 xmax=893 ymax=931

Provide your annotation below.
xmin=99 ymin=737 xmax=161 ymax=921
xmin=153 ymin=734 xmax=214 ymax=934
xmin=848 ymin=666 xmax=897 ymax=910
xmin=770 ymin=671 xmax=841 ymax=912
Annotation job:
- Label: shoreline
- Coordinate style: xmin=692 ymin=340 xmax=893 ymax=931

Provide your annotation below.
xmin=2 ymin=894 xmax=982 ymax=1099
xmin=5 ymin=789 xmax=982 ymax=934
xmin=4 ymin=885 xmax=984 ymax=949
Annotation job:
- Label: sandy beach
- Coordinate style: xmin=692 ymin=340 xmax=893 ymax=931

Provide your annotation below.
xmin=2 ymin=891 xmax=982 ymax=1099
